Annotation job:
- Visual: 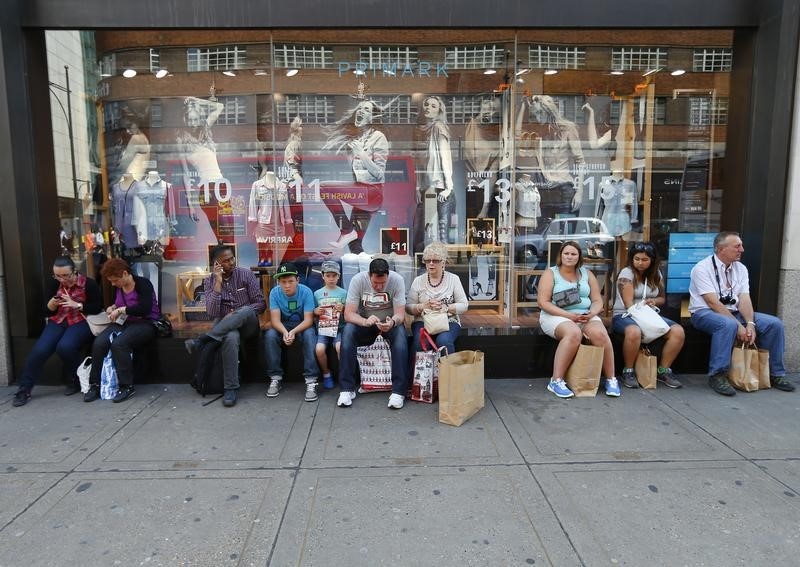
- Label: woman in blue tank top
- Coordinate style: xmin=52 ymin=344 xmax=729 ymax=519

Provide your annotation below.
xmin=538 ymin=241 xmax=619 ymax=398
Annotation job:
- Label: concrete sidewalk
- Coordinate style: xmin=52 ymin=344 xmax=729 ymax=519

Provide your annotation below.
xmin=1 ymin=375 xmax=799 ymax=566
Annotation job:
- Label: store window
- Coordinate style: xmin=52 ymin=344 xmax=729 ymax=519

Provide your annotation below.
xmin=45 ymin=29 xmax=732 ymax=331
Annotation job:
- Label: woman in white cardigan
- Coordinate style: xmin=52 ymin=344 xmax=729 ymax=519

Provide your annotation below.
xmin=406 ymin=241 xmax=469 ymax=354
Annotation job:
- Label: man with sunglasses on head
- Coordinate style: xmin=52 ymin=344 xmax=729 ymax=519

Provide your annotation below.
xmin=185 ymin=245 xmax=266 ymax=407
xmin=689 ymin=231 xmax=794 ymax=395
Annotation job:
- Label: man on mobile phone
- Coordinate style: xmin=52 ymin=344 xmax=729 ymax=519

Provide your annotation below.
xmin=185 ymin=245 xmax=266 ymax=407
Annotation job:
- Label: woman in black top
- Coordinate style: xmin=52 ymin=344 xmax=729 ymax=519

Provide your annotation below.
xmin=13 ymin=256 xmax=102 ymax=407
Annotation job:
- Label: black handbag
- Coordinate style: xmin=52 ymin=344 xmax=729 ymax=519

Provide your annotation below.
xmin=152 ymin=315 xmax=173 ymax=338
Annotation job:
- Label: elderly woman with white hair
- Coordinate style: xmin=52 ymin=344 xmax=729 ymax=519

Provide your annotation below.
xmin=406 ymin=241 xmax=469 ymax=354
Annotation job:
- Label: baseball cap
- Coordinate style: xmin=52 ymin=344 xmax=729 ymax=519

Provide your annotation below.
xmin=275 ymin=262 xmax=298 ymax=278
xmin=320 ymin=260 xmax=341 ymax=274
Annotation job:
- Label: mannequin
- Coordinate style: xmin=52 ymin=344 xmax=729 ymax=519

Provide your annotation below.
xmin=596 ymin=172 xmax=638 ymax=237
xmin=119 ymin=121 xmax=150 ymax=180
xmin=110 ymin=172 xmax=143 ymax=248
xmin=284 ymin=116 xmax=303 ymax=186
xmin=131 ymin=171 xmax=175 ymax=246
xmin=248 ymin=169 xmax=293 ymax=266
xmin=514 ymin=173 xmax=541 ymax=229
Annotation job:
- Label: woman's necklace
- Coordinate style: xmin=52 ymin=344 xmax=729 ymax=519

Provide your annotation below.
xmin=427 ymin=272 xmax=444 ymax=289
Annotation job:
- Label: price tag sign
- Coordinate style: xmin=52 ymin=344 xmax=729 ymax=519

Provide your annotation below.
xmin=380 ymin=227 xmax=410 ymax=255
xmin=466 ymin=218 xmax=496 ymax=246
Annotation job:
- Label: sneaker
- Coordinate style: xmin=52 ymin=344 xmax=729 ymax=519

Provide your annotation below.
xmin=621 ymin=369 xmax=639 ymax=389
xmin=112 ymin=385 xmax=135 ymax=403
xmin=547 ymin=378 xmax=574 ymax=399
xmin=322 ymin=374 xmax=335 ymax=390
xmin=388 ymin=393 xmax=405 ymax=409
xmin=64 ymin=382 xmax=81 ymax=396
xmin=605 ymin=377 xmax=621 ymax=397
xmin=305 ymin=383 xmax=319 ymax=402
xmin=329 ymin=230 xmax=358 ymax=248
xmin=770 ymin=375 xmax=796 ymax=392
xmin=266 ymin=378 xmax=282 ymax=398
xmin=709 ymin=373 xmax=736 ymax=396
xmin=337 ymin=391 xmax=356 ymax=407
xmin=657 ymin=368 xmax=683 ymax=389
xmin=83 ymin=385 xmax=100 ymax=403
xmin=12 ymin=389 xmax=31 ymax=407
xmin=223 ymin=389 xmax=237 ymax=407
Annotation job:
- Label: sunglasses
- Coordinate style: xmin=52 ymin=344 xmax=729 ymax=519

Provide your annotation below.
xmin=631 ymin=243 xmax=655 ymax=254
xmin=52 ymin=273 xmax=75 ymax=281
xmin=423 ymin=258 xmax=443 ymax=264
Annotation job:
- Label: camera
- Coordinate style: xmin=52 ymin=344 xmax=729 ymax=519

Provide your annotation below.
xmin=719 ymin=294 xmax=736 ymax=305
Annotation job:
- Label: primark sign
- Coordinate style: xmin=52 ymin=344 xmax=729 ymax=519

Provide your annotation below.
xmin=337 ymin=61 xmax=449 ymax=78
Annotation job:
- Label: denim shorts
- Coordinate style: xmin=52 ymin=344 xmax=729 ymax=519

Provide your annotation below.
xmin=316 ymin=330 xmax=342 ymax=346
xmin=612 ymin=314 xmax=677 ymax=335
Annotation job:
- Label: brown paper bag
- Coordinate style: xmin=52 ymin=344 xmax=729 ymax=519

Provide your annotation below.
xmin=438 ymin=350 xmax=485 ymax=427
xmin=564 ymin=344 xmax=603 ymax=397
xmin=729 ymin=343 xmax=759 ymax=392
xmin=635 ymin=348 xmax=657 ymax=389
xmin=757 ymin=349 xmax=771 ymax=389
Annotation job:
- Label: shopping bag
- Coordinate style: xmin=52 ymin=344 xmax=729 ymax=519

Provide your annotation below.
xmin=757 ymin=349 xmax=771 ymax=389
xmin=564 ymin=343 xmax=603 ymax=397
xmin=76 ymin=356 xmax=92 ymax=393
xmin=422 ymin=308 xmax=449 ymax=335
xmin=99 ymin=332 xmax=122 ymax=400
xmin=623 ymin=301 xmax=670 ymax=344
xmin=411 ymin=328 xmax=445 ymax=403
xmin=729 ymin=343 xmax=760 ymax=392
xmin=356 ymin=335 xmax=393 ymax=392
xmin=634 ymin=347 xmax=657 ymax=389
xmin=438 ymin=350 xmax=484 ymax=426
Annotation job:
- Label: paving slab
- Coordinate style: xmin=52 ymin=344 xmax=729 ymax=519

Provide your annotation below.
xmin=270 ymin=465 xmax=580 ymax=566
xmin=648 ymin=374 xmax=800 ymax=459
xmin=76 ymin=384 xmax=317 ymax=472
xmin=0 ymin=385 xmax=163 ymax=473
xmin=532 ymin=460 xmax=800 ymax=566
xmin=0 ymin=473 xmax=64 ymax=530
xmin=753 ymin=459 xmax=800 ymax=495
xmin=487 ymin=379 xmax=739 ymax=463
xmin=301 ymin=390 xmax=523 ymax=468
xmin=0 ymin=469 xmax=293 ymax=567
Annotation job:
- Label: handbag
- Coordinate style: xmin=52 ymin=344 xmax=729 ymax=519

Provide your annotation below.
xmin=151 ymin=314 xmax=173 ymax=338
xmin=622 ymin=300 xmax=670 ymax=344
xmin=439 ymin=350 xmax=485 ymax=426
xmin=86 ymin=312 xmax=112 ymax=336
xmin=411 ymin=328 xmax=446 ymax=403
xmin=634 ymin=347 xmax=657 ymax=389
xmin=729 ymin=342 xmax=760 ymax=392
xmin=76 ymin=356 xmax=92 ymax=393
xmin=552 ymin=286 xmax=580 ymax=308
xmin=422 ymin=308 xmax=449 ymax=335
xmin=564 ymin=337 xmax=603 ymax=397
xmin=356 ymin=335 xmax=393 ymax=392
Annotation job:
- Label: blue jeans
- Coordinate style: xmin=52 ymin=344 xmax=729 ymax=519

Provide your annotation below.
xmin=338 ymin=322 xmax=409 ymax=395
xmin=690 ymin=309 xmax=786 ymax=377
xmin=89 ymin=321 xmax=157 ymax=386
xmin=410 ymin=321 xmax=460 ymax=357
xmin=207 ymin=306 xmax=261 ymax=390
xmin=18 ymin=319 xmax=94 ymax=392
xmin=264 ymin=323 xmax=319 ymax=384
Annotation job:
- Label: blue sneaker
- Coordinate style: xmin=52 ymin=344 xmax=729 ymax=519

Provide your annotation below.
xmin=322 ymin=374 xmax=334 ymax=390
xmin=605 ymin=377 xmax=621 ymax=397
xmin=223 ymin=389 xmax=237 ymax=407
xmin=547 ymin=378 xmax=574 ymax=398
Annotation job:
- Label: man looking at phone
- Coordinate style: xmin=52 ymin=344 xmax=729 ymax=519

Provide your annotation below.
xmin=337 ymin=257 xmax=409 ymax=409
xmin=185 ymin=245 xmax=266 ymax=407
xmin=689 ymin=231 xmax=794 ymax=396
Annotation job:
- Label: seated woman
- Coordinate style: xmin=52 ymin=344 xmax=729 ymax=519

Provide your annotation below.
xmin=612 ymin=242 xmax=685 ymax=388
xmin=406 ymin=241 xmax=468 ymax=355
xmin=84 ymin=258 xmax=161 ymax=403
xmin=538 ymin=241 xmax=619 ymax=398
xmin=12 ymin=256 xmax=102 ymax=407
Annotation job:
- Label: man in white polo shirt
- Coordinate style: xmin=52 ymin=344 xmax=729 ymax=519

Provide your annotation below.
xmin=689 ymin=231 xmax=794 ymax=396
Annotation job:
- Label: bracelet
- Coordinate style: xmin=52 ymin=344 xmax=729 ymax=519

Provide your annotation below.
xmin=746 ymin=321 xmax=755 ymax=327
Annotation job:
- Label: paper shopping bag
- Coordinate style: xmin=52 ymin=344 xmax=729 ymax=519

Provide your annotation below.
xmin=356 ymin=335 xmax=393 ymax=392
xmin=729 ymin=343 xmax=759 ymax=392
xmin=564 ymin=344 xmax=603 ymax=397
xmin=438 ymin=350 xmax=484 ymax=427
xmin=757 ymin=349 xmax=771 ymax=389
xmin=411 ymin=328 xmax=444 ymax=403
xmin=634 ymin=347 xmax=657 ymax=389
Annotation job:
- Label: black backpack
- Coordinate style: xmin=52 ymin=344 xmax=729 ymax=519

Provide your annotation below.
xmin=190 ymin=340 xmax=224 ymax=397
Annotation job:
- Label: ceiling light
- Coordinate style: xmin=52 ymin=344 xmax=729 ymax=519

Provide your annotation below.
xmin=544 ymin=69 xmax=558 ymax=75
xmin=483 ymin=69 xmax=497 ymax=75
xmin=515 ymin=68 xmax=530 ymax=76
xmin=122 ymin=69 xmax=137 ymax=78
xmin=155 ymin=69 xmax=168 ymax=79
xmin=222 ymin=70 xmax=236 ymax=77
xmin=610 ymin=70 xmax=624 ymax=76
xmin=516 ymin=77 xmax=526 ymax=84
xmin=285 ymin=68 xmax=299 ymax=77
xmin=254 ymin=69 xmax=268 ymax=76
xmin=670 ymin=69 xmax=686 ymax=76
xmin=353 ymin=69 xmax=365 ymax=76
xmin=642 ymin=67 xmax=662 ymax=77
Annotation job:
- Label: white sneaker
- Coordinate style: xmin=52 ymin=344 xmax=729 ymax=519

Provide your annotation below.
xmin=387 ymin=393 xmax=404 ymax=409
xmin=337 ymin=391 xmax=356 ymax=407
xmin=329 ymin=230 xmax=358 ymax=248
xmin=305 ymin=382 xmax=318 ymax=402
xmin=266 ymin=378 xmax=281 ymax=398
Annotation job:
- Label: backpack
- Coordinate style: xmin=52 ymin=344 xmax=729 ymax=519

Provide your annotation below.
xmin=190 ymin=340 xmax=225 ymax=397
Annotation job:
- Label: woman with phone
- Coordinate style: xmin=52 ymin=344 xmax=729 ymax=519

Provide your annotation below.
xmin=12 ymin=256 xmax=102 ymax=407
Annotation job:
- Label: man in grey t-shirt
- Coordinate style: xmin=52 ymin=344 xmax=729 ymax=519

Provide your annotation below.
xmin=337 ymin=258 xmax=408 ymax=409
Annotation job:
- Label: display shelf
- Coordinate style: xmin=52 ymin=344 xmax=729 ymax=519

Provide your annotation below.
xmin=175 ymin=271 xmax=210 ymax=323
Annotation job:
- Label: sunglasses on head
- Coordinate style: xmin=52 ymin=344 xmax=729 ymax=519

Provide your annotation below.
xmin=631 ymin=243 xmax=655 ymax=254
